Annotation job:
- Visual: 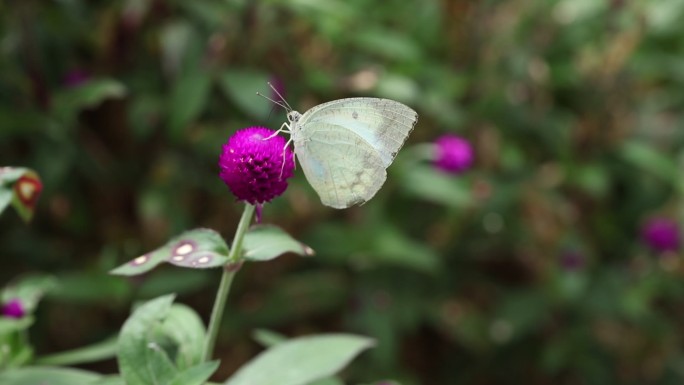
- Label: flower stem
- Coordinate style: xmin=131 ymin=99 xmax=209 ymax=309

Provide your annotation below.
xmin=202 ymin=203 xmax=255 ymax=362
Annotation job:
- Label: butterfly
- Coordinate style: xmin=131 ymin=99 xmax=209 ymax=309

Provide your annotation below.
xmin=261 ymin=86 xmax=418 ymax=209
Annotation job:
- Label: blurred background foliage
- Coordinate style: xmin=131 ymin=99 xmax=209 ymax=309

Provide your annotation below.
xmin=2 ymin=0 xmax=684 ymax=383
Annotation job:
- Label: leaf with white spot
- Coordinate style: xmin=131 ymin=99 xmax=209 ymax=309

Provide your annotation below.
xmin=0 ymin=167 xmax=43 ymax=222
xmin=223 ymin=334 xmax=374 ymax=385
xmin=167 ymin=251 xmax=227 ymax=269
xmin=110 ymin=228 xmax=230 ymax=276
xmin=243 ymin=225 xmax=315 ymax=262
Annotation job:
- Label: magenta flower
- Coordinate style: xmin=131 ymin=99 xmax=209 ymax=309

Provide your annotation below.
xmin=63 ymin=69 xmax=90 ymax=88
xmin=269 ymin=75 xmax=286 ymax=104
xmin=641 ymin=218 xmax=680 ymax=253
xmin=218 ymin=127 xmax=294 ymax=206
xmin=2 ymin=298 xmax=25 ymax=319
xmin=559 ymin=250 xmax=585 ymax=271
xmin=434 ymin=134 xmax=474 ymax=174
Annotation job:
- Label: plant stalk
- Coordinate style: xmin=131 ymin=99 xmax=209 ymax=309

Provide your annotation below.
xmin=202 ymin=203 xmax=255 ymax=362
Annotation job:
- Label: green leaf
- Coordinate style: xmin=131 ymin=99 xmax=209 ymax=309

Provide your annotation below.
xmin=170 ymin=361 xmax=220 ymax=385
xmin=35 ymin=336 xmax=118 ymax=366
xmin=372 ymin=226 xmax=440 ymax=273
xmin=352 ymin=29 xmax=421 ymax=62
xmin=308 ymin=378 xmax=344 ymax=385
xmin=621 ymin=141 xmax=679 ymax=185
xmin=2 ymin=274 xmax=57 ymax=312
xmin=117 ymin=295 xmax=209 ymax=385
xmin=63 ymin=79 xmax=127 ymax=108
xmin=161 ymin=304 xmax=207 ymax=370
xmin=224 ymin=334 xmax=375 ymax=385
xmin=358 ymin=382 xmax=401 ymax=385
xmin=137 ymin=270 xmax=210 ymax=299
xmin=243 ymin=225 xmax=315 ymax=262
xmin=167 ymin=71 xmax=212 ymax=141
xmin=252 ymin=329 xmax=287 ymax=347
xmin=91 ymin=376 xmax=127 ymax=385
xmin=0 ymin=188 xmax=11 ymax=213
xmin=110 ymin=228 xmax=230 ymax=276
xmin=51 ymin=272 xmax=130 ymax=304
xmin=219 ymin=70 xmax=273 ymax=119
xmin=399 ymin=164 xmax=471 ymax=209
xmin=233 ymin=271 xmax=347 ymax=325
xmin=52 ymin=79 xmax=126 ymax=124
xmin=118 ymin=295 xmax=178 ymax=385
xmin=6 ymin=343 xmax=34 ymax=368
xmin=0 ymin=316 xmax=34 ymax=334
xmin=0 ymin=167 xmax=43 ymax=222
xmin=0 ymin=167 xmax=27 ymax=183
xmin=0 ymin=367 xmax=102 ymax=385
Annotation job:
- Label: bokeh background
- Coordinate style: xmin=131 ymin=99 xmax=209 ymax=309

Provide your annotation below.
xmin=2 ymin=0 xmax=684 ymax=384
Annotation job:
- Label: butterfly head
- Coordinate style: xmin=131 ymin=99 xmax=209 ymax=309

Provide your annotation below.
xmin=287 ymin=111 xmax=302 ymax=124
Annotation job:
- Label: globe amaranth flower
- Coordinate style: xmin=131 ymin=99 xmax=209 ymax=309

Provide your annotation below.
xmin=269 ymin=75 xmax=287 ymax=104
xmin=2 ymin=298 xmax=25 ymax=319
xmin=434 ymin=134 xmax=474 ymax=174
xmin=641 ymin=217 xmax=680 ymax=253
xmin=218 ymin=126 xmax=294 ymax=206
xmin=63 ymin=69 xmax=90 ymax=88
xmin=559 ymin=250 xmax=585 ymax=271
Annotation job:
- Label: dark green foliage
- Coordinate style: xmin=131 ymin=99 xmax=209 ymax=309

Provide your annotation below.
xmin=2 ymin=0 xmax=684 ymax=384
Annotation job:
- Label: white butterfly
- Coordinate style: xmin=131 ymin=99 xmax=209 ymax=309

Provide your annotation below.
xmin=263 ymin=88 xmax=418 ymax=209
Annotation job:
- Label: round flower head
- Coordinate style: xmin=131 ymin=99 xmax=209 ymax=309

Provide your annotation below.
xmin=269 ymin=75 xmax=287 ymax=104
xmin=559 ymin=250 xmax=585 ymax=271
xmin=218 ymin=127 xmax=294 ymax=205
xmin=2 ymin=298 xmax=25 ymax=319
xmin=63 ymin=69 xmax=90 ymax=88
xmin=641 ymin=217 xmax=680 ymax=253
xmin=434 ymin=134 xmax=474 ymax=174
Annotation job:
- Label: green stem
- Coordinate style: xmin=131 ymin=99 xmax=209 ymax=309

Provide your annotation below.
xmin=34 ymin=337 xmax=118 ymax=366
xmin=202 ymin=203 xmax=255 ymax=362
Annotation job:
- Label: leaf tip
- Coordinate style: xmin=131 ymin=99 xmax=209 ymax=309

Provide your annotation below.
xmin=303 ymin=245 xmax=316 ymax=256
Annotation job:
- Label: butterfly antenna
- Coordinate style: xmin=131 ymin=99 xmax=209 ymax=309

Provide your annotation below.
xmin=267 ymin=81 xmax=293 ymax=111
xmin=256 ymin=91 xmax=290 ymax=112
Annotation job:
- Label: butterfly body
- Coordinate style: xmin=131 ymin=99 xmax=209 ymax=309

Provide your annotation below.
xmin=286 ymin=97 xmax=418 ymax=209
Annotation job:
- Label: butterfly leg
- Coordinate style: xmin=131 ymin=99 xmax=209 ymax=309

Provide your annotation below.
xmin=263 ymin=122 xmax=291 ymax=141
xmin=279 ymin=136 xmax=296 ymax=180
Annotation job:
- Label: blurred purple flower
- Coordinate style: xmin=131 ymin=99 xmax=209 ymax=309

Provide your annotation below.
xmin=63 ymin=69 xmax=90 ymax=88
xmin=559 ymin=250 xmax=585 ymax=271
xmin=2 ymin=298 xmax=25 ymax=319
xmin=218 ymin=127 xmax=294 ymax=207
xmin=434 ymin=134 xmax=474 ymax=174
xmin=642 ymin=218 xmax=680 ymax=253
xmin=269 ymin=76 xmax=286 ymax=104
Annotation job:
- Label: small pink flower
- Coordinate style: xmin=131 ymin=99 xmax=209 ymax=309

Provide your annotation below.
xmin=63 ymin=69 xmax=90 ymax=88
xmin=2 ymin=299 xmax=25 ymax=319
xmin=434 ymin=134 xmax=474 ymax=174
xmin=218 ymin=127 xmax=294 ymax=205
xmin=641 ymin=218 xmax=680 ymax=253
xmin=559 ymin=250 xmax=585 ymax=271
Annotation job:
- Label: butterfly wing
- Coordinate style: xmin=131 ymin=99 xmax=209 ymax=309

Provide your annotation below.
xmin=293 ymin=98 xmax=418 ymax=208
